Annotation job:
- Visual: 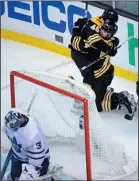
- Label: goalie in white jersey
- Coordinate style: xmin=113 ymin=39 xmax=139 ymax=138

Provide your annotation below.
xmin=3 ymin=108 xmax=62 ymax=180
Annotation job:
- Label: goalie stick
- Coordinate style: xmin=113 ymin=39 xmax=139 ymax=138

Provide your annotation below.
xmin=80 ymin=36 xmax=133 ymax=72
xmin=1 ymin=89 xmax=38 ymax=180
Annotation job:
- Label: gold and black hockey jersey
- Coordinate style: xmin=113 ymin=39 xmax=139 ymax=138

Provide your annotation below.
xmin=70 ymin=16 xmax=113 ymax=78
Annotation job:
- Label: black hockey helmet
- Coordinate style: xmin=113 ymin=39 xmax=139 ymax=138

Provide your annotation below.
xmin=101 ymin=22 xmax=118 ymax=39
xmin=102 ymin=8 xmax=118 ymax=23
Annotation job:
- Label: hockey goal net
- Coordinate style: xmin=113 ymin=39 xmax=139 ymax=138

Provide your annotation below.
xmin=10 ymin=70 xmax=137 ymax=180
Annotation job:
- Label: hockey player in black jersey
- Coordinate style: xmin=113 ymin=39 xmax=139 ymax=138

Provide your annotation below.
xmin=69 ymin=16 xmax=136 ymax=117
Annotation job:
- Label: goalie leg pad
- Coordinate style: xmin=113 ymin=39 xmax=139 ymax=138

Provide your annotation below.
xmin=19 ymin=164 xmax=41 ymax=180
xmin=19 ymin=163 xmax=63 ymax=181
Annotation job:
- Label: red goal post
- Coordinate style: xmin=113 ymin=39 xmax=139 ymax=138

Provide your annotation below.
xmin=10 ymin=70 xmax=92 ymax=180
xmin=10 ymin=70 xmax=137 ymax=180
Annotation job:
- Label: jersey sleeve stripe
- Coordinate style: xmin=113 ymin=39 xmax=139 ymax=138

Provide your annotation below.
xmin=71 ymin=36 xmax=81 ymax=51
xmin=77 ymin=37 xmax=81 ymax=51
xmin=27 ymin=149 xmax=45 ymax=154
xmin=28 ymin=149 xmax=49 ymax=158
xmin=45 ymin=149 xmax=49 ymax=154
xmin=12 ymin=150 xmax=28 ymax=162
xmin=74 ymin=37 xmax=79 ymax=50
xmin=89 ymin=37 xmax=102 ymax=46
xmin=88 ymin=34 xmax=100 ymax=43
xmin=72 ymin=36 xmax=77 ymax=49
xmin=94 ymin=56 xmax=110 ymax=78
xmin=95 ymin=63 xmax=111 ymax=78
xmin=28 ymin=155 xmax=45 ymax=160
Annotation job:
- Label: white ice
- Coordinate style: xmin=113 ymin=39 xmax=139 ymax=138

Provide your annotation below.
xmin=1 ymin=39 xmax=138 ymax=180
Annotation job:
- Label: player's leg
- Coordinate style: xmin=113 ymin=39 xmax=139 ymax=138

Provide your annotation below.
xmin=71 ymin=49 xmax=90 ymax=72
xmin=92 ymin=65 xmax=115 ymax=110
xmin=5 ymin=154 xmax=26 ymax=180
xmin=39 ymin=157 xmax=50 ymax=176
xmin=70 ymin=64 xmax=113 ymax=117
xmin=19 ymin=157 xmax=63 ymax=181
xmin=97 ymin=89 xmax=136 ymax=115
xmin=71 ymin=49 xmax=95 ymax=85
xmin=92 ymin=65 xmax=136 ymax=114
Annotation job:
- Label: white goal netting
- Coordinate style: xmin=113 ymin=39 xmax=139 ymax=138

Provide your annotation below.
xmin=11 ymin=70 xmax=137 ymax=180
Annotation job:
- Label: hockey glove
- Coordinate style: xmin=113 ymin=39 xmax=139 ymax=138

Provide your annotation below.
xmin=72 ymin=18 xmax=88 ymax=36
xmin=108 ymin=37 xmax=119 ymax=56
xmin=108 ymin=44 xmax=117 ymax=56
xmin=111 ymin=37 xmax=119 ymax=47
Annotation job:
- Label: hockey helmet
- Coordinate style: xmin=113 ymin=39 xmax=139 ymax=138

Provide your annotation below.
xmin=101 ymin=22 xmax=118 ymax=39
xmin=5 ymin=109 xmax=28 ymax=130
xmin=102 ymin=8 xmax=118 ymax=23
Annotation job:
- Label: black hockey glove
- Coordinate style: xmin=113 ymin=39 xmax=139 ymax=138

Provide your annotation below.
xmin=111 ymin=37 xmax=119 ymax=47
xmin=136 ymin=81 xmax=139 ymax=97
xmin=108 ymin=46 xmax=117 ymax=56
xmin=108 ymin=37 xmax=119 ymax=56
xmin=108 ymin=44 xmax=117 ymax=56
xmin=72 ymin=18 xmax=88 ymax=36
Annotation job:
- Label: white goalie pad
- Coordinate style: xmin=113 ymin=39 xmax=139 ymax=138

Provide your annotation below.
xmin=19 ymin=163 xmax=63 ymax=181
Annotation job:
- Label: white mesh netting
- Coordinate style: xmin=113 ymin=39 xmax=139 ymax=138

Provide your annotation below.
xmin=11 ymin=70 xmax=137 ymax=180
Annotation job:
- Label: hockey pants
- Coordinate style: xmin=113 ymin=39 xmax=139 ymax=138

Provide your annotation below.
xmin=10 ymin=154 xmax=50 ymax=179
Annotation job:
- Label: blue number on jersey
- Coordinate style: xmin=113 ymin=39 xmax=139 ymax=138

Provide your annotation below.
xmin=36 ymin=141 xmax=42 ymax=149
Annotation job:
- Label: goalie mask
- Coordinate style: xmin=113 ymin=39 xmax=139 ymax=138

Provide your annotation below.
xmin=5 ymin=109 xmax=29 ymax=130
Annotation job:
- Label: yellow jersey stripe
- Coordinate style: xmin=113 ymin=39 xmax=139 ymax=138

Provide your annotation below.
xmin=102 ymin=91 xmax=108 ymax=111
xmin=77 ymin=37 xmax=81 ymax=51
xmin=72 ymin=36 xmax=77 ymax=48
xmin=89 ymin=37 xmax=102 ymax=46
xmin=95 ymin=63 xmax=111 ymax=78
xmin=108 ymin=92 xmax=113 ymax=110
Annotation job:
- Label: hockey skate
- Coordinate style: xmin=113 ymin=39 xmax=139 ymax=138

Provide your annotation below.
xmin=107 ymin=87 xmax=114 ymax=92
xmin=117 ymin=91 xmax=137 ymax=120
